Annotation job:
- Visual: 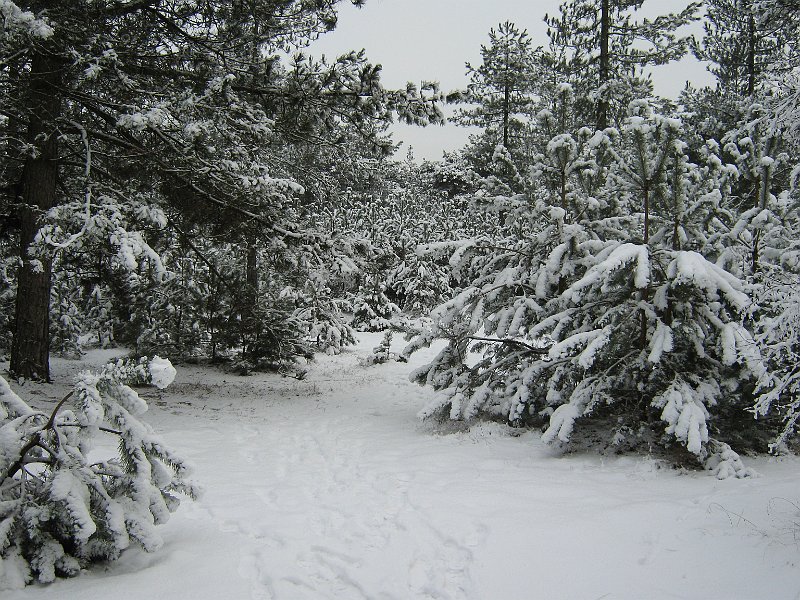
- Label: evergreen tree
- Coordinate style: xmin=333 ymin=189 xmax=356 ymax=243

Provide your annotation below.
xmin=404 ymin=101 xmax=769 ymax=472
xmin=0 ymin=0 xmax=443 ymax=380
xmin=544 ymin=0 xmax=699 ymax=129
xmin=692 ymin=0 xmax=790 ymax=97
xmin=0 ymin=357 xmax=198 ymax=586
xmin=454 ymin=22 xmax=541 ymax=155
xmin=756 ymin=1 xmax=800 ymax=146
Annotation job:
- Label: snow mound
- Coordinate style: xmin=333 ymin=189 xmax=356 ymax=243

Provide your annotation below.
xmin=149 ymin=356 xmax=177 ymax=390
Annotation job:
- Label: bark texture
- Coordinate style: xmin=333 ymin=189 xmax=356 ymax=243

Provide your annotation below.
xmin=10 ymin=52 xmax=63 ymax=381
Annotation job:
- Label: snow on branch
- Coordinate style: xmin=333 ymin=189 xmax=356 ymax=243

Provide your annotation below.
xmin=0 ymin=358 xmax=198 ymax=588
xmin=565 ymin=243 xmax=651 ymax=303
xmin=666 ymin=251 xmax=750 ymax=312
xmin=0 ymin=1 xmax=53 ymax=38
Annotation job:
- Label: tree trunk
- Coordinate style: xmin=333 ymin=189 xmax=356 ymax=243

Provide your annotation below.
xmin=246 ymin=245 xmax=258 ymax=295
xmin=640 ymin=187 xmax=650 ymax=351
xmin=503 ymin=79 xmax=510 ymax=150
xmin=241 ymin=243 xmax=259 ymax=355
xmin=751 ymin=138 xmax=776 ymax=273
xmin=598 ymin=0 xmax=611 ymax=130
xmin=10 ymin=53 xmax=63 ymax=381
xmin=746 ymin=13 xmax=756 ymax=97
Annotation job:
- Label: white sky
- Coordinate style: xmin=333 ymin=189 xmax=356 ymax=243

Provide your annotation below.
xmin=310 ymin=0 xmax=714 ymax=161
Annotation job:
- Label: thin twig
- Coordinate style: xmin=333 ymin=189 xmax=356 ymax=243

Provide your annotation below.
xmin=45 ymin=391 xmax=74 ymax=429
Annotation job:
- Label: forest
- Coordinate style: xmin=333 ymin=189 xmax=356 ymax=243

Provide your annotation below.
xmin=1 ymin=0 xmax=800 ymax=594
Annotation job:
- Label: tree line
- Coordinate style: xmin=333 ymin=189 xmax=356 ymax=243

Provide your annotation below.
xmin=2 ymin=0 xmax=799 ymax=460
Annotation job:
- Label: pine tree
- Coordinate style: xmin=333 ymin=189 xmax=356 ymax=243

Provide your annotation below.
xmin=693 ymin=0 xmax=788 ymax=97
xmin=454 ymin=22 xmax=541 ymax=155
xmin=0 ymin=357 xmax=198 ymax=586
xmin=544 ymin=0 xmax=699 ymax=129
xmin=0 ymin=0 xmax=443 ymax=380
xmin=404 ymin=101 xmax=768 ymax=472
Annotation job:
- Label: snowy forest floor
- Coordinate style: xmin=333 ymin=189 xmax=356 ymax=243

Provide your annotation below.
xmin=4 ymin=332 xmax=800 ymax=600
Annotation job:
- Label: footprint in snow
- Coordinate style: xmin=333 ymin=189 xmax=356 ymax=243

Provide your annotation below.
xmin=238 ymin=546 xmax=275 ymax=600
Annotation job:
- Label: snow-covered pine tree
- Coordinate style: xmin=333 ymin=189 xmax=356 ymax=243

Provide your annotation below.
xmin=50 ymin=286 xmax=84 ymax=358
xmin=752 ymin=261 xmax=800 ymax=452
xmin=744 ymin=205 xmax=800 ymax=454
xmin=735 ymin=2 xmax=800 ymax=448
xmin=282 ymin=279 xmax=356 ymax=356
xmin=32 ymin=190 xmax=171 ymax=358
xmin=381 ymin=159 xmax=461 ymax=314
xmin=544 ymin=0 xmax=699 ymax=129
xmin=387 ymin=253 xmax=453 ymax=316
xmin=693 ymin=0 xmax=778 ymax=97
xmin=679 ymin=0 xmax=799 ymax=164
xmin=405 ymin=100 xmax=768 ymax=472
xmin=720 ymin=103 xmax=796 ymax=273
xmin=352 ymin=275 xmax=403 ymax=332
xmin=765 ymin=67 xmax=800 ymax=148
xmin=0 ymin=357 xmax=198 ymax=587
xmin=454 ymin=22 xmax=541 ymax=156
xmin=364 ymin=330 xmax=395 ymax=365
xmin=0 ymin=248 xmax=14 ymax=357
xmin=0 ymin=0 xmax=444 ymax=380
xmin=308 ymin=152 xmax=470 ymax=326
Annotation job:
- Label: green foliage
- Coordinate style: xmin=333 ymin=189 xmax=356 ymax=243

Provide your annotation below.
xmin=352 ymin=276 xmax=403 ymax=332
xmin=454 ymin=22 xmax=542 ymax=154
xmin=544 ymin=0 xmax=699 ymax=128
xmin=405 ymin=101 xmax=782 ymax=470
xmin=0 ymin=359 xmax=198 ymax=587
xmin=364 ymin=330 xmax=395 ymax=365
xmin=0 ymin=0 xmax=445 ymax=380
xmin=692 ymin=0 xmax=798 ymax=97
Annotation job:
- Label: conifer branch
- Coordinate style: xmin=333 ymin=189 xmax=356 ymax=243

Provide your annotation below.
xmin=467 ymin=336 xmax=552 ymax=355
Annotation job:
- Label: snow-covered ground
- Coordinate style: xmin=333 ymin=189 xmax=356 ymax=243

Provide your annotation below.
xmin=4 ymin=332 xmax=800 ymax=599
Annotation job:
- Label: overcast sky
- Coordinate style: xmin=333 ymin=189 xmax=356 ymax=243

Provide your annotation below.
xmin=309 ymin=0 xmax=714 ymax=161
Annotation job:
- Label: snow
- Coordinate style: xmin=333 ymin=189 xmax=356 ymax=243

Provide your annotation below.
xmin=0 ymin=1 xmax=53 ymax=38
xmin=667 ymin=251 xmax=750 ymax=312
xmin=148 ymin=356 xmax=177 ymax=390
xmin=576 ymin=327 xmax=611 ymax=369
xmin=541 ymin=402 xmax=582 ymax=444
xmin=3 ymin=335 xmax=800 ymax=599
xmin=648 ymin=320 xmax=674 ymax=364
xmin=49 ymin=470 xmax=97 ymax=542
xmin=566 ymin=243 xmax=651 ymax=303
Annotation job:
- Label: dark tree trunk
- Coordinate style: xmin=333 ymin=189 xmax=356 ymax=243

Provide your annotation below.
xmin=751 ymin=138 xmax=776 ymax=273
xmin=640 ymin=186 xmax=650 ymax=351
xmin=240 ymin=243 xmax=259 ymax=355
xmin=746 ymin=13 xmax=756 ymax=97
xmin=10 ymin=53 xmax=63 ymax=381
xmin=598 ymin=0 xmax=611 ymax=130
xmin=503 ymin=79 xmax=510 ymax=150
xmin=246 ymin=244 xmax=258 ymax=298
